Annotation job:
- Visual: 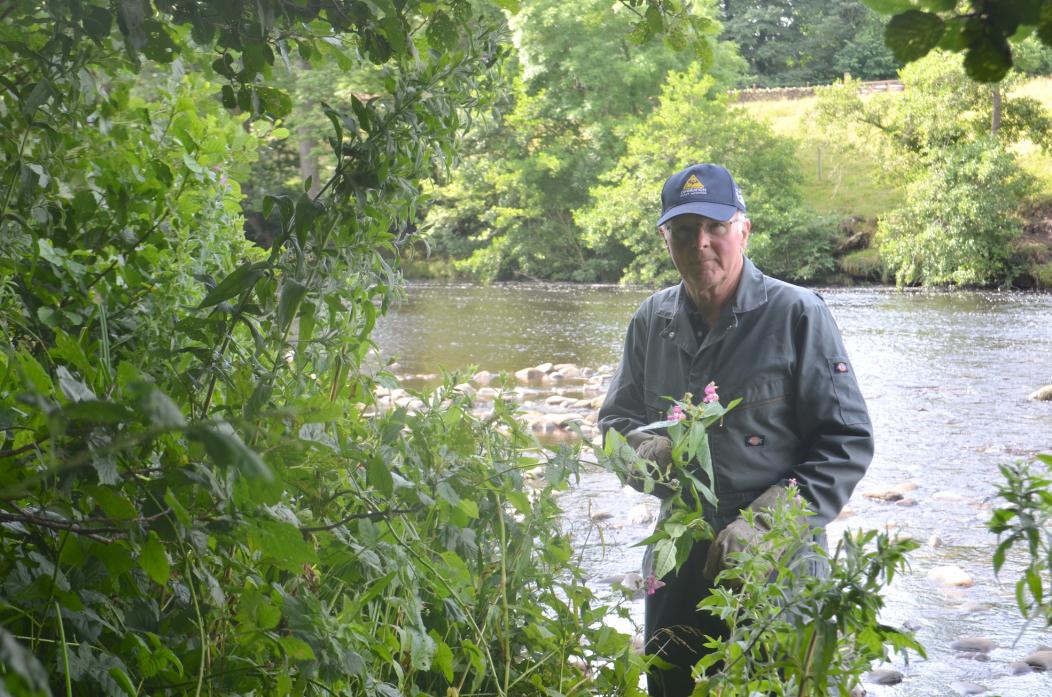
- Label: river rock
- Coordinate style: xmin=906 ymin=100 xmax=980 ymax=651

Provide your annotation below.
xmin=1009 ymin=661 xmax=1033 ymax=675
xmin=545 ymin=394 xmax=571 ymax=406
xmin=950 ymin=681 xmax=988 ymax=695
xmin=927 ymin=565 xmax=973 ymax=586
xmin=951 ymin=637 xmax=997 ymax=653
xmin=473 ymin=370 xmax=495 ymax=386
xmin=1028 ymin=384 xmax=1052 ymax=401
xmin=477 ymin=387 xmax=499 ymax=400
xmin=1022 ymin=649 xmax=1052 ymax=670
xmin=863 ymin=668 xmax=903 ymax=686
xmin=628 ymin=503 xmax=654 ymax=525
xmin=862 ymin=488 xmax=903 ymax=502
xmin=834 ymin=505 xmax=856 ymax=521
xmin=955 ymin=652 xmax=990 ymax=662
xmin=590 ymin=510 xmax=613 ymax=522
xmin=896 ymin=497 xmax=918 ymax=507
xmin=515 ymin=367 xmax=544 ymax=383
xmin=932 ymin=490 xmax=969 ymax=502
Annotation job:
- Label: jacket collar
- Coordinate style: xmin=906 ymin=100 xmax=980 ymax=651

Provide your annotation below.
xmin=655 ymin=256 xmax=768 ymax=354
xmin=655 ymin=256 xmax=768 ymax=319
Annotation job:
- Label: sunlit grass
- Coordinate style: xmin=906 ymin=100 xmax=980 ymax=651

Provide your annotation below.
xmin=740 ymin=95 xmax=897 ymax=219
xmin=739 ymin=76 xmax=1052 ymax=217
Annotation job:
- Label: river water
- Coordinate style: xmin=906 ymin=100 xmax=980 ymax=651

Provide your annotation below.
xmin=374 ymin=282 xmax=1052 ymax=696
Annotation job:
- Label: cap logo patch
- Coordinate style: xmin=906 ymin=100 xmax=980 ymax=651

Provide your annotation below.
xmin=745 ymin=434 xmax=765 ymax=447
xmin=834 ymin=362 xmax=849 ymax=373
xmin=681 ymin=174 xmax=706 ymax=196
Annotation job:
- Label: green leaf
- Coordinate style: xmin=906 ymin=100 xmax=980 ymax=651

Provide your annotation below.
xmin=63 ymin=399 xmax=134 ymax=423
xmin=140 ymin=531 xmax=170 ymax=585
xmin=457 ymin=498 xmax=479 ymax=519
xmin=133 ymin=383 xmax=186 ymax=429
xmin=164 ymin=488 xmax=192 ymax=525
xmin=431 ymin=632 xmax=454 ymax=681
xmin=277 ymin=279 xmax=307 ymax=331
xmin=293 ymin=193 xmax=325 ymax=246
xmin=109 ymin=666 xmax=137 ymax=696
xmin=645 ymin=6 xmax=663 ymax=34
xmin=367 ymin=456 xmax=394 ymax=497
xmin=862 ymin=0 xmax=915 ymax=13
xmin=279 ymin=635 xmax=316 ymax=661
xmin=963 ymin=33 xmax=1012 ymax=82
xmin=56 ymin=365 xmax=95 ymax=402
xmin=90 ymin=486 xmax=138 ymax=520
xmin=198 ymin=262 xmax=267 ymax=308
xmin=886 ymin=10 xmax=945 ymax=62
xmin=82 ymin=6 xmax=114 ymax=41
xmin=188 ymin=423 xmax=272 ymax=480
xmin=916 ymin=0 xmax=957 ymax=11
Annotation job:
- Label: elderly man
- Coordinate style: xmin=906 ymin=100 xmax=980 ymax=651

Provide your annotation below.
xmin=598 ymin=163 xmax=873 ymax=697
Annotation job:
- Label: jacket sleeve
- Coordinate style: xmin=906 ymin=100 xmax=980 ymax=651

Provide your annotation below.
xmin=598 ymin=308 xmax=651 ymax=439
xmin=788 ymin=300 xmax=874 ymax=527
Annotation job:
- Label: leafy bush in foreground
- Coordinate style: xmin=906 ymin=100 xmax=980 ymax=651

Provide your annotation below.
xmin=0 ymin=2 xmax=653 ymax=695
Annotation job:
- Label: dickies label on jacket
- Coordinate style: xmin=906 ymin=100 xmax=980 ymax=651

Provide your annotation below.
xmin=744 ymin=434 xmax=765 ymax=447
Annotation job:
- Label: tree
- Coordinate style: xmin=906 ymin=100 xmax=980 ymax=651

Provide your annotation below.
xmin=576 ymin=69 xmax=838 ymax=285
xmin=719 ymin=0 xmax=900 ymax=86
xmin=867 ymin=0 xmax=1052 ymax=82
xmin=2 ymin=1 xmax=702 ymax=694
xmin=421 ymin=0 xmax=743 ymax=282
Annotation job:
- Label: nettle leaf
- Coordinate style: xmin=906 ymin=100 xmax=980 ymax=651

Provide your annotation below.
xmin=886 ymin=10 xmax=945 ymax=62
xmin=279 ymin=635 xmax=316 ymax=661
xmin=140 ymin=531 xmax=171 ymax=585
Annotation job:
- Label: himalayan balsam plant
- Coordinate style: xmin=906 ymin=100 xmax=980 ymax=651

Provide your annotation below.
xmin=597 ymin=383 xmax=740 ymax=584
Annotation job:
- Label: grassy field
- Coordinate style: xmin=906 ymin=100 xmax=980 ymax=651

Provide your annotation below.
xmin=740 ymin=76 xmax=1052 ymax=220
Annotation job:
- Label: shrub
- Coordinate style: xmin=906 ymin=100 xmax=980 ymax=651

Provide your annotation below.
xmin=876 ymin=138 xmax=1034 ymax=286
xmin=577 ymin=69 xmax=832 ymax=285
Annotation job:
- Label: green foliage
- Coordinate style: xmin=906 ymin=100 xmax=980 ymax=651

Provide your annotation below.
xmin=721 ymin=0 xmax=901 ymax=87
xmin=989 ymin=453 xmax=1052 ymax=626
xmin=866 ymin=0 xmax=1052 ymax=82
xmin=694 ymin=493 xmax=923 ymax=696
xmin=577 ymin=69 xmax=834 ymax=284
xmin=876 ymin=138 xmax=1035 ymax=285
xmin=421 ymin=0 xmax=742 ymax=283
xmin=838 ymin=247 xmax=886 ymax=280
xmin=0 ymin=1 xmax=663 ymax=695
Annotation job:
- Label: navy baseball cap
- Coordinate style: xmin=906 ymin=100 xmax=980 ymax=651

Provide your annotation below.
xmin=656 ymin=163 xmax=747 ymax=228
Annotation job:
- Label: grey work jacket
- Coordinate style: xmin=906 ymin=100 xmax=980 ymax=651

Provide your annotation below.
xmin=598 ymin=257 xmax=873 ymax=527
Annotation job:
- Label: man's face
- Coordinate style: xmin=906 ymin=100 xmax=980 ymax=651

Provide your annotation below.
xmin=661 ymin=213 xmax=750 ymax=294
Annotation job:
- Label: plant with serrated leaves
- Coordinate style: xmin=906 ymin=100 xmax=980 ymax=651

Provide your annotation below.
xmin=693 ymin=489 xmax=924 ymax=697
xmin=989 ymin=453 xmax=1052 ymax=627
xmin=0 ymin=1 xmax=706 ymax=695
xmin=596 ymin=390 xmax=739 ymax=582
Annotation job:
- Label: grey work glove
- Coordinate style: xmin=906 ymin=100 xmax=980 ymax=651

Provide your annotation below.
xmin=624 ymin=430 xmax=677 ymax=499
xmin=702 ymin=484 xmax=790 ymax=583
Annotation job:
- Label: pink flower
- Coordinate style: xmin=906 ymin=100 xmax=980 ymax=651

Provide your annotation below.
xmin=668 ymin=405 xmax=686 ymax=422
xmin=644 ymin=574 xmax=666 ymax=595
xmin=787 ymin=477 xmax=798 ymax=487
xmin=702 ymin=381 xmax=719 ymax=404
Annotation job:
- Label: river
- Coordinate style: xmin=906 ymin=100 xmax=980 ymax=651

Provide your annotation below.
xmin=373 ymin=282 xmax=1052 ymax=696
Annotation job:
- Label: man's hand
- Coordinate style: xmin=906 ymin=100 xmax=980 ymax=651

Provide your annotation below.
xmin=702 ymin=484 xmax=788 ymax=583
xmin=624 ymin=431 xmax=676 ymax=498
